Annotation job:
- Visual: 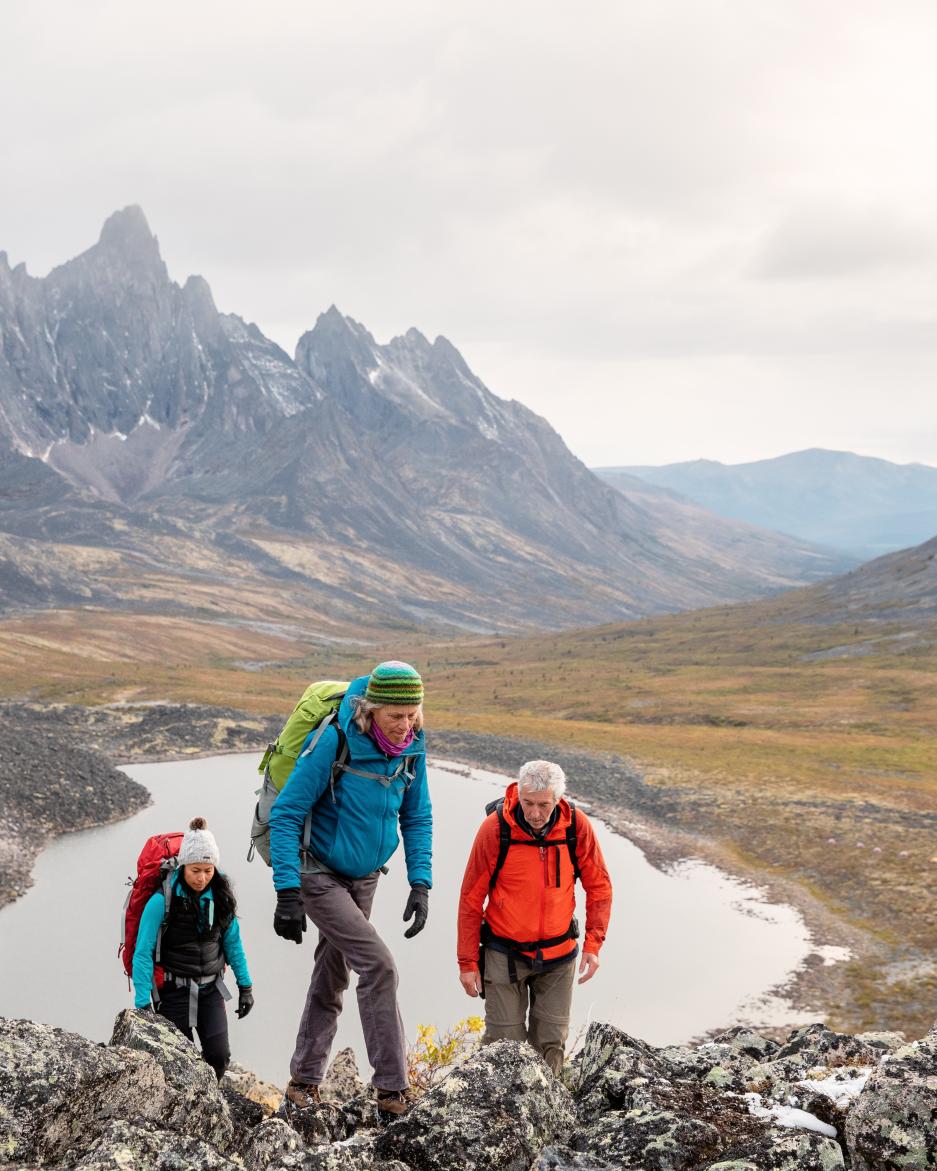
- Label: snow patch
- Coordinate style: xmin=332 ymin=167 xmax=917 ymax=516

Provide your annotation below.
xmin=744 ymin=1093 xmax=838 ymax=1138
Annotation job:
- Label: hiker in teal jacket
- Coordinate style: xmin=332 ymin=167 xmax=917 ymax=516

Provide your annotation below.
xmin=132 ymin=817 xmax=253 ymax=1079
xmin=269 ymin=661 xmax=432 ymax=1116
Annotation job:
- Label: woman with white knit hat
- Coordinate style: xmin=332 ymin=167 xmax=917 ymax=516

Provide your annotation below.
xmin=131 ymin=816 xmax=253 ymax=1079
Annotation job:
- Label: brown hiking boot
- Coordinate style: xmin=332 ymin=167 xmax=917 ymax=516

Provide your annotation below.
xmin=286 ymin=1079 xmax=321 ymax=1109
xmin=376 ymin=1088 xmax=412 ymax=1116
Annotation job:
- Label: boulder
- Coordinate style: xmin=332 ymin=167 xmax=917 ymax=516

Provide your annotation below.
xmin=775 ymin=1024 xmax=886 ymax=1069
xmin=571 ymin=1101 xmax=723 ymax=1170
xmin=70 ymin=1119 xmax=242 ymax=1169
xmin=110 ymin=1008 xmax=233 ymax=1150
xmin=0 ymin=1017 xmax=171 ymax=1165
xmin=845 ymin=1027 xmax=937 ymax=1169
xmin=321 ymin=1047 xmax=367 ymax=1103
xmin=706 ymin=1128 xmax=845 ymax=1170
xmin=572 ymin=1022 xmax=668 ymax=1121
xmin=705 ymin=1026 xmax=780 ymax=1064
xmin=531 ymin=1147 xmax=615 ymax=1169
xmin=375 ymin=1039 xmax=575 ymax=1171
xmin=223 ymin=1060 xmax=283 ymax=1112
xmin=243 ymin=1116 xmax=306 ymax=1170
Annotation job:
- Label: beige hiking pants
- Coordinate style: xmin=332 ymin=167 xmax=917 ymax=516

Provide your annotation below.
xmin=481 ymin=948 xmax=576 ymax=1075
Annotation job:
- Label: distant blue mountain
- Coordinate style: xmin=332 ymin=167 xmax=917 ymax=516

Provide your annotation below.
xmin=595 ymin=449 xmax=937 ymax=560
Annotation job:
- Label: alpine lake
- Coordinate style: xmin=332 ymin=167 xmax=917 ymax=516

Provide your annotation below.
xmin=0 ymin=753 xmax=843 ymax=1086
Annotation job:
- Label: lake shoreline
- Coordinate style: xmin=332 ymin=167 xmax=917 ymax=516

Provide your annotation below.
xmin=0 ymin=700 xmax=881 ymax=1038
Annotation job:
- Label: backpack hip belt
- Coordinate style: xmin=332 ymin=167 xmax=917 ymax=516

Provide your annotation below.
xmin=480 ymin=916 xmax=579 ymax=983
xmin=155 ymin=970 xmax=232 ymax=1029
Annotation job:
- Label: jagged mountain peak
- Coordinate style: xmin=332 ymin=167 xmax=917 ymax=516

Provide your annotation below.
xmin=98 ymin=204 xmax=158 ymax=251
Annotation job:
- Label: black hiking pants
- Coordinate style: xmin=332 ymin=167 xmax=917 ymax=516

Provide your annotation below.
xmin=156 ymin=981 xmax=230 ymax=1079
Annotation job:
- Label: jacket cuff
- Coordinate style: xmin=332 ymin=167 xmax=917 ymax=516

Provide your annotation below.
xmin=458 ymin=959 xmax=480 ymax=972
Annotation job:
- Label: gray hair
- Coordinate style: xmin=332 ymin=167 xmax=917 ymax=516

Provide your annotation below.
xmin=350 ymin=694 xmax=424 ymax=736
xmin=518 ymin=760 xmax=566 ymax=800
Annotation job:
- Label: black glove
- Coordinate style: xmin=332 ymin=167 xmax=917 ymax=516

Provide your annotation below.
xmin=273 ymin=887 xmax=306 ymax=944
xmin=403 ymin=884 xmax=429 ymax=939
xmin=236 ymin=985 xmax=254 ymax=1019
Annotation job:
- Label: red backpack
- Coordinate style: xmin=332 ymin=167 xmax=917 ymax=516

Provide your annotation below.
xmin=119 ymin=831 xmax=184 ymax=986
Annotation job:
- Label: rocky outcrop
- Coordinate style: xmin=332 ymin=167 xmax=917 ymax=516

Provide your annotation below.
xmin=0 ymin=703 xmax=150 ymax=909
xmin=375 ymin=1038 xmax=575 ymax=1170
xmin=845 ymin=1025 xmax=937 ymax=1169
xmin=2 ymin=1012 xmax=937 ymax=1170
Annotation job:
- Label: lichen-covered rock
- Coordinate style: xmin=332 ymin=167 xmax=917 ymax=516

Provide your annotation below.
xmin=71 ymin=1119 xmax=242 ymax=1169
xmin=110 ymin=1008 xmax=233 ymax=1150
xmin=321 ymin=1047 xmax=367 ymax=1103
xmin=571 ymin=1099 xmax=723 ymax=1170
xmin=845 ymin=1027 xmax=937 ymax=1170
xmin=277 ymin=1096 xmax=355 ymax=1145
xmin=221 ymin=1082 xmax=269 ymax=1154
xmin=705 ymin=1026 xmax=780 ymax=1064
xmin=224 ymin=1060 xmax=283 ymax=1112
xmin=775 ymin=1024 xmax=884 ymax=1069
xmin=0 ymin=1017 xmax=171 ymax=1165
xmin=707 ymin=1128 xmax=845 ymax=1170
xmin=572 ymin=1022 xmax=668 ymax=1121
xmin=375 ymin=1039 xmax=574 ymax=1171
xmin=571 ymin=1074 xmax=770 ymax=1170
xmin=531 ymin=1147 xmax=614 ymax=1169
xmin=243 ymin=1116 xmax=306 ymax=1170
xmin=854 ymin=1031 xmax=906 ymax=1056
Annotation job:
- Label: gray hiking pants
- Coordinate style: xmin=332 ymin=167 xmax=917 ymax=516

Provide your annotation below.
xmin=482 ymin=948 xmax=576 ymax=1075
xmin=290 ymin=870 xmax=408 ymax=1091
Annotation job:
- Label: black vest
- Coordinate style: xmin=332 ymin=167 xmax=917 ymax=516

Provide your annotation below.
xmin=160 ymin=887 xmax=226 ymax=979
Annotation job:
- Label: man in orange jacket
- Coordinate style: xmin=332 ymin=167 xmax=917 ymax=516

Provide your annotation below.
xmin=457 ymin=760 xmax=612 ymax=1075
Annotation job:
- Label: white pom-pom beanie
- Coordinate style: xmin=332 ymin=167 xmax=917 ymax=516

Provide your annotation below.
xmin=178 ymin=816 xmax=220 ymax=866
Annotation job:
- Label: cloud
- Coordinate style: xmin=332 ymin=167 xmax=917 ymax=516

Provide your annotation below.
xmin=750 ymin=204 xmax=934 ymax=279
xmin=2 ymin=0 xmax=937 ymax=464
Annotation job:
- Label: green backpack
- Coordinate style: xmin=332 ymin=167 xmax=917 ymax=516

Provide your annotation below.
xmin=247 ymin=680 xmax=349 ymax=865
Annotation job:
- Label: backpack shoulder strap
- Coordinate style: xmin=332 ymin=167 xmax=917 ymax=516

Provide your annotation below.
xmin=154 ymin=866 xmax=176 ymax=965
xmin=566 ymin=802 xmax=582 ymax=882
xmin=488 ymin=799 xmax=511 ymax=890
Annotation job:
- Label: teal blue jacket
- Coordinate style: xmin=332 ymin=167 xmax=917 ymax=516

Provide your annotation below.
xmin=268 ymin=675 xmax=433 ymax=890
xmin=131 ymin=875 xmax=251 ymax=1009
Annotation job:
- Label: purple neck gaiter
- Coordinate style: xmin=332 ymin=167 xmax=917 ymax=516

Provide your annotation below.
xmin=370 ymin=722 xmax=415 ymax=757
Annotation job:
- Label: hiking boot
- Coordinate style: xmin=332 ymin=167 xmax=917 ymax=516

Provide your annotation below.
xmin=376 ymin=1088 xmax=412 ymax=1116
xmin=286 ymin=1079 xmax=321 ymax=1109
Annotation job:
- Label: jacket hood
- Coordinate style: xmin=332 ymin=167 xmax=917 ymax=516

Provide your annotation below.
xmin=502 ymin=781 xmax=573 ymax=835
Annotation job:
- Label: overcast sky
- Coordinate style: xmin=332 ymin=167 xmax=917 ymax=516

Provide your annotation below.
xmin=2 ymin=1 xmax=936 ymax=467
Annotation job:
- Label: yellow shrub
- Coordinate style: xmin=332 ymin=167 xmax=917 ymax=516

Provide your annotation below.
xmin=407 ymin=1017 xmax=485 ymax=1092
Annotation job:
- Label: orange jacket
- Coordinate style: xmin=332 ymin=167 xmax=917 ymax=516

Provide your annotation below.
xmin=457 ymin=782 xmax=612 ymax=971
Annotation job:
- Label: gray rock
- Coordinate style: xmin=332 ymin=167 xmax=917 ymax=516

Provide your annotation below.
xmin=571 ymin=1073 xmax=771 ymax=1170
xmin=775 ymin=1024 xmax=884 ymax=1069
xmin=110 ymin=1008 xmax=233 ymax=1150
xmin=242 ymin=1116 xmax=307 ymax=1170
xmin=845 ymin=1027 xmax=937 ymax=1170
xmin=530 ymin=1147 xmax=614 ymax=1170
xmin=855 ymin=1030 xmax=907 ymax=1055
xmin=0 ymin=1017 xmax=170 ymax=1165
xmin=706 ymin=1128 xmax=845 ymax=1170
xmin=375 ymin=1039 xmax=575 ymax=1171
xmin=572 ymin=1021 xmax=668 ymax=1121
xmin=705 ymin=1026 xmax=780 ymax=1063
xmin=321 ymin=1046 xmax=367 ymax=1103
xmin=71 ymin=1119 xmax=242 ymax=1169
xmin=571 ymin=1100 xmax=723 ymax=1170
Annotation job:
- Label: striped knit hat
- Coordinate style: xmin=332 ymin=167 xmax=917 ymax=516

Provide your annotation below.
xmin=365 ymin=660 xmax=424 ymax=705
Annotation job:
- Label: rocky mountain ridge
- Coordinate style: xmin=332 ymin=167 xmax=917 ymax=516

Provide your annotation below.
xmin=600 ymin=449 xmax=937 ymax=560
xmin=0 ymin=208 xmax=851 ymax=630
xmin=2 ymin=1008 xmax=934 ymax=1169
